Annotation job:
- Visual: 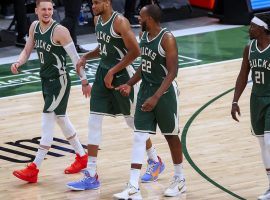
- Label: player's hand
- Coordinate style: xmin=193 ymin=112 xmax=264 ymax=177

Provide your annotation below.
xmin=10 ymin=62 xmax=20 ymax=74
xmin=115 ymin=84 xmax=131 ymax=96
xmin=81 ymin=80 xmax=91 ymax=98
xmin=231 ymin=103 xmax=241 ymax=122
xmin=141 ymin=96 xmax=159 ymax=112
xmin=104 ymin=70 xmax=114 ymax=89
xmin=76 ymin=56 xmax=87 ymax=75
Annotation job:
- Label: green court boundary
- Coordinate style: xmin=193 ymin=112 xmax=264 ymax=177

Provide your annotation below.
xmin=181 ymin=87 xmax=246 ymax=200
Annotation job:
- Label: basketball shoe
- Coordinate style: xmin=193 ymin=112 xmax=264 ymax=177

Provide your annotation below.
xmin=66 ymin=170 xmax=100 ymax=190
xmin=64 ymin=154 xmax=87 ymax=174
xmin=13 ymin=162 xmax=39 ymax=183
xmin=164 ymin=176 xmax=186 ymax=197
xmin=113 ymin=183 xmax=142 ymax=200
xmin=141 ymin=156 xmax=165 ymax=182
xmin=258 ymin=188 xmax=270 ymax=200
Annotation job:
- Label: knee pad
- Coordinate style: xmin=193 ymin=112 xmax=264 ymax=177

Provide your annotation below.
xmin=40 ymin=112 xmax=56 ymax=146
xmin=56 ymin=115 xmax=76 ymax=139
xmin=88 ymin=114 xmax=103 ymax=145
xmin=131 ymin=132 xmax=149 ymax=164
xmin=124 ymin=116 xmax=134 ymax=129
xmin=133 ymin=131 xmax=149 ymax=144
xmin=264 ymin=133 xmax=270 ymax=150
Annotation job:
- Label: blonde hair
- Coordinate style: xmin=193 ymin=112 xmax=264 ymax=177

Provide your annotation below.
xmin=36 ymin=0 xmax=53 ymax=7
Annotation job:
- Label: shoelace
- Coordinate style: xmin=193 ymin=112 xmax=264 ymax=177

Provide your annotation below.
xmin=168 ymin=176 xmax=181 ymax=189
xmin=145 ymin=161 xmax=156 ymax=174
xmin=79 ymin=176 xmax=90 ymax=183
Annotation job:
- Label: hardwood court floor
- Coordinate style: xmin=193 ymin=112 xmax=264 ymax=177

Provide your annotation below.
xmin=0 ymin=60 xmax=267 ymax=200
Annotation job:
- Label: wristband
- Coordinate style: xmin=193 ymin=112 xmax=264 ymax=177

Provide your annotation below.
xmin=232 ymin=102 xmax=238 ymax=105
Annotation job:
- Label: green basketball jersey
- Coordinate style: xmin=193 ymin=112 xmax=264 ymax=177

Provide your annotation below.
xmin=140 ymin=28 xmax=176 ymax=85
xmin=249 ymin=39 xmax=270 ymax=96
xmin=95 ymin=12 xmax=127 ymax=69
xmin=34 ymin=21 xmax=67 ymax=79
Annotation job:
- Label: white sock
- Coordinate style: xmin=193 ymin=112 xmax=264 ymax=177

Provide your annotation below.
xmin=174 ymin=163 xmax=184 ymax=179
xmin=129 ymin=169 xmax=140 ymax=189
xmin=68 ymin=135 xmax=85 ymax=157
xmin=87 ymin=156 xmax=97 ymax=177
xmin=258 ymin=137 xmax=270 ymax=187
xmin=33 ymin=147 xmax=48 ymax=168
xmin=146 ymin=147 xmax=159 ymax=162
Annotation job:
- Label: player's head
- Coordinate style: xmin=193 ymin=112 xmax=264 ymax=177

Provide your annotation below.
xmin=92 ymin=0 xmax=112 ymax=16
xmin=249 ymin=13 xmax=270 ymax=39
xmin=35 ymin=0 xmax=53 ymax=25
xmin=139 ymin=4 xmax=162 ymax=32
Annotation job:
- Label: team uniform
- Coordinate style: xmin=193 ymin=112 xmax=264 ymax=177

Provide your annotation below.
xmin=12 ymin=20 xmax=88 ymax=184
xmin=34 ymin=20 xmax=70 ymax=115
xmin=134 ymin=28 xmax=180 ymax=135
xmin=91 ymin=11 xmax=137 ymax=116
xmin=249 ymin=39 xmax=270 ymax=136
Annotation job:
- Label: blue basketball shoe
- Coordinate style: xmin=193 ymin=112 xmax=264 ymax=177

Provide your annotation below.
xmin=141 ymin=156 xmax=165 ymax=182
xmin=66 ymin=170 xmax=100 ymax=190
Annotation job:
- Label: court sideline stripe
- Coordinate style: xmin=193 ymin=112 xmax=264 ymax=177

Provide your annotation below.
xmin=181 ymin=87 xmax=246 ymax=200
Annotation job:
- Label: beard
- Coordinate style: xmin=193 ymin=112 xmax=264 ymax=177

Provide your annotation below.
xmin=142 ymin=22 xmax=147 ymax=32
xmin=42 ymin=19 xmax=51 ymax=24
xmin=93 ymin=10 xmax=103 ymax=16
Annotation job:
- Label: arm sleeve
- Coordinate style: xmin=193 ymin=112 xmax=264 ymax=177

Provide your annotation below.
xmin=63 ymin=42 xmax=87 ymax=80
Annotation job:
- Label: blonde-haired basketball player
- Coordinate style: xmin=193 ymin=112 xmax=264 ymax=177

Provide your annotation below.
xmin=11 ymin=0 xmax=90 ymax=183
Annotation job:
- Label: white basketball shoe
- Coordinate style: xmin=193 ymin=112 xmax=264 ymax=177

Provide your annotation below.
xmin=164 ymin=176 xmax=186 ymax=197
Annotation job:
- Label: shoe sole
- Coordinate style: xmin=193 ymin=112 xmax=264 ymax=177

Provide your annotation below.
xmin=113 ymin=196 xmax=142 ymax=200
xmin=66 ymin=185 xmax=100 ymax=191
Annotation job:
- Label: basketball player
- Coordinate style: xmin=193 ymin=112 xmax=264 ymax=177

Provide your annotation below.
xmin=10 ymin=0 xmax=91 ymax=183
xmin=231 ymin=13 xmax=270 ymax=200
xmin=66 ymin=0 xmax=164 ymax=191
xmin=114 ymin=4 xmax=186 ymax=199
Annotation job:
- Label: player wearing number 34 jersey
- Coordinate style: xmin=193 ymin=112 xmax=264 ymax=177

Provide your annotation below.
xmin=66 ymin=0 xmax=164 ymax=191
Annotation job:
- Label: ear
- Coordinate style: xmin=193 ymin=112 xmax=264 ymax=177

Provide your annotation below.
xmin=35 ymin=7 xmax=38 ymax=15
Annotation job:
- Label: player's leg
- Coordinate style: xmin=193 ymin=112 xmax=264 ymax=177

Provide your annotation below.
xmin=256 ymin=98 xmax=270 ymax=200
xmin=124 ymin=115 xmax=164 ymax=183
xmin=66 ymin=113 xmax=103 ymax=190
xmin=113 ymin=87 xmax=155 ymax=199
xmin=157 ymin=83 xmax=186 ymax=197
xmin=258 ymin=136 xmax=270 ymax=200
xmin=50 ymin=74 xmax=87 ymax=174
xmin=67 ymin=67 xmax=111 ymax=190
xmin=13 ymin=78 xmax=60 ymax=183
xmin=116 ymin=72 xmax=165 ymax=182
xmin=113 ymin=131 xmax=148 ymax=200
xmin=56 ymin=114 xmax=87 ymax=174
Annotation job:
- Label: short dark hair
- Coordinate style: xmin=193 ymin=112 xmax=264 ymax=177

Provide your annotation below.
xmin=255 ymin=12 xmax=270 ymax=34
xmin=36 ymin=0 xmax=53 ymax=7
xmin=144 ymin=4 xmax=162 ymax=23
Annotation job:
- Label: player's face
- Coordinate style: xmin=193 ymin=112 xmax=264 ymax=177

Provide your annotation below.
xmin=249 ymin=22 xmax=264 ymax=40
xmin=138 ymin=8 xmax=149 ymax=32
xmin=35 ymin=2 xmax=53 ymax=24
xmin=92 ymin=0 xmax=108 ymax=16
